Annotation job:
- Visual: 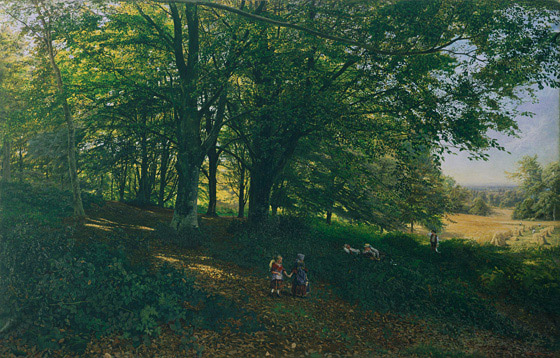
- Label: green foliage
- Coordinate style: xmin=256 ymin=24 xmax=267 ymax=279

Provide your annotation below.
xmin=208 ymin=216 xmax=559 ymax=338
xmin=510 ymin=157 xmax=560 ymax=220
xmin=0 ymin=182 xmax=102 ymax=226
xmin=469 ymin=197 xmax=492 ymax=216
xmin=0 ymin=224 xmax=203 ymax=351
xmin=0 ymin=183 xmax=252 ymax=352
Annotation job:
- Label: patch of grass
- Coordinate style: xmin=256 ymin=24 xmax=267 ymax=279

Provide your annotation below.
xmin=205 ymin=216 xmax=560 ymax=340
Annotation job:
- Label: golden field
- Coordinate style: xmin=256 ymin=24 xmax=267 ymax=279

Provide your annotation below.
xmin=433 ymin=208 xmax=560 ymax=248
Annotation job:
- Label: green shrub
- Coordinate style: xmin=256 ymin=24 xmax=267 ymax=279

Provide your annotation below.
xmin=0 ymin=182 xmax=254 ymax=353
xmin=0 ymin=182 xmax=102 ymax=226
xmin=0 ymin=224 xmax=204 ymax=349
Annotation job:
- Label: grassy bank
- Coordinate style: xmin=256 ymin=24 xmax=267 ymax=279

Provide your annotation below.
xmin=205 ymin=216 xmax=560 ymax=342
xmin=0 ymin=183 xmax=245 ymax=355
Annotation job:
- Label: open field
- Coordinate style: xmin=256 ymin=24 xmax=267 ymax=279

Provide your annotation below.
xmin=437 ymin=208 xmax=560 ymax=248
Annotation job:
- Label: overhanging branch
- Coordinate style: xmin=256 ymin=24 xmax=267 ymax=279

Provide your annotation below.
xmin=127 ymin=0 xmax=468 ymax=56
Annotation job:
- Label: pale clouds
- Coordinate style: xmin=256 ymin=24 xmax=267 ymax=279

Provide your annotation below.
xmin=442 ymin=87 xmax=559 ymax=186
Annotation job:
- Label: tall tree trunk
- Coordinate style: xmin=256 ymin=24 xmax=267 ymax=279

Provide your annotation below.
xmin=205 ymin=146 xmax=219 ymax=217
xmin=40 ymin=13 xmax=85 ymax=218
xmin=118 ymin=162 xmax=128 ymax=201
xmin=248 ymin=165 xmax=275 ymax=223
xmin=172 ymin=153 xmax=201 ymax=230
xmin=136 ymin=113 xmax=150 ymax=206
xmin=410 ymin=221 xmax=414 ymax=233
xmin=238 ymin=164 xmax=246 ymax=218
xmin=1 ymin=135 xmax=11 ymax=183
xmin=170 ymin=3 xmax=204 ymax=231
xmin=18 ymin=148 xmax=23 ymax=183
xmin=158 ymin=140 xmax=170 ymax=207
xmin=204 ymin=90 xmax=227 ymax=217
xmin=326 ymin=210 xmax=332 ymax=225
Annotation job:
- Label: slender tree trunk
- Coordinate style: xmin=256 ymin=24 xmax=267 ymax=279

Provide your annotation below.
xmin=158 ymin=141 xmax=170 ymax=207
xmin=136 ymin=113 xmax=150 ymax=206
xmin=410 ymin=221 xmax=414 ymax=233
xmin=118 ymin=162 xmax=128 ymax=201
xmin=18 ymin=148 xmax=23 ymax=183
xmin=326 ymin=210 xmax=332 ymax=225
xmin=1 ymin=135 xmax=11 ymax=183
xmin=204 ymin=90 xmax=227 ymax=217
xmin=41 ymin=14 xmax=85 ymax=218
xmin=238 ymin=164 xmax=246 ymax=218
xmin=96 ymin=174 xmax=104 ymax=197
xmin=205 ymin=145 xmax=219 ymax=217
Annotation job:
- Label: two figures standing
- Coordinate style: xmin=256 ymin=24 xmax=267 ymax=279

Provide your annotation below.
xmin=269 ymin=254 xmax=309 ymax=298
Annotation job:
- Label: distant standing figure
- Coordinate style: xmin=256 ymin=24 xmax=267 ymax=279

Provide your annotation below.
xmin=362 ymin=243 xmax=380 ymax=260
xmin=430 ymin=230 xmax=440 ymax=253
xmin=291 ymin=254 xmax=309 ymax=298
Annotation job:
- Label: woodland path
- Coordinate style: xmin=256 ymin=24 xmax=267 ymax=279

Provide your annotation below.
xmin=42 ymin=202 xmax=558 ymax=357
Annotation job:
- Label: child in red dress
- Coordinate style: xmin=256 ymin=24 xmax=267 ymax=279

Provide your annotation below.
xmin=269 ymin=255 xmax=292 ymax=297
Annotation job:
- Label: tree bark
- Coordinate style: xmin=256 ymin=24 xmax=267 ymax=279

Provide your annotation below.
xmin=171 ymin=155 xmax=201 ymax=230
xmin=118 ymin=162 xmax=128 ymax=202
xmin=136 ymin=113 xmax=151 ymax=206
xmin=248 ymin=164 xmax=275 ymax=223
xmin=39 ymin=10 xmax=85 ymax=218
xmin=205 ymin=146 xmax=219 ymax=217
xmin=238 ymin=164 xmax=246 ymax=218
xmin=169 ymin=3 xmax=204 ymax=231
xmin=158 ymin=140 xmax=170 ymax=207
xmin=1 ymin=135 xmax=11 ymax=183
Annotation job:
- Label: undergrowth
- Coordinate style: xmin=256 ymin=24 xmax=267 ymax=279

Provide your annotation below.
xmin=0 ymin=182 xmax=254 ymax=355
xmin=207 ymin=216 xmax=560 ymax=341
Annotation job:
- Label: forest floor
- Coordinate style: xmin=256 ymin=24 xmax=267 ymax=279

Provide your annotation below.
xmin=45 ymin=201 xmax=554 ymax=358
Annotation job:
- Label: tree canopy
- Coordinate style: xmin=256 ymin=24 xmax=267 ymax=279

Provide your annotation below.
xmin=0 ymin=0 xmax=558 ymax=232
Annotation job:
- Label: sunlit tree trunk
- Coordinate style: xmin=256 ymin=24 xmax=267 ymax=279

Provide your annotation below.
xmin=38 ymin=8 xmax=85 ymax=218
xmin=1 ymin=135 xmax=11 ymax=183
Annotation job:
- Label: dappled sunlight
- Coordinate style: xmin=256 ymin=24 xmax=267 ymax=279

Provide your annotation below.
xmin=154 ymin=254 xmax=182 ymax=264
xmin=84 ymin=222 xmax=113 ymax=232
xmin=129 ymin=225 xmax=155 ymax=231
xmin=154 ymin=253 xmax=245 ymax=283
xmin=187 ymin=263 xmax=243 ymax=282
xmin=84 ymin=217 xmax=155 ymax=232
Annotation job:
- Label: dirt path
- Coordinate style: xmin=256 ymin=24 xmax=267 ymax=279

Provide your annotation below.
xmin=67 ymin=202 xmax=558 ymax=357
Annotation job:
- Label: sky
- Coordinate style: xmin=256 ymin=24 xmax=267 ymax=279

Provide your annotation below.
xmin=441 ymin=86 xmax=559 ymax=187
